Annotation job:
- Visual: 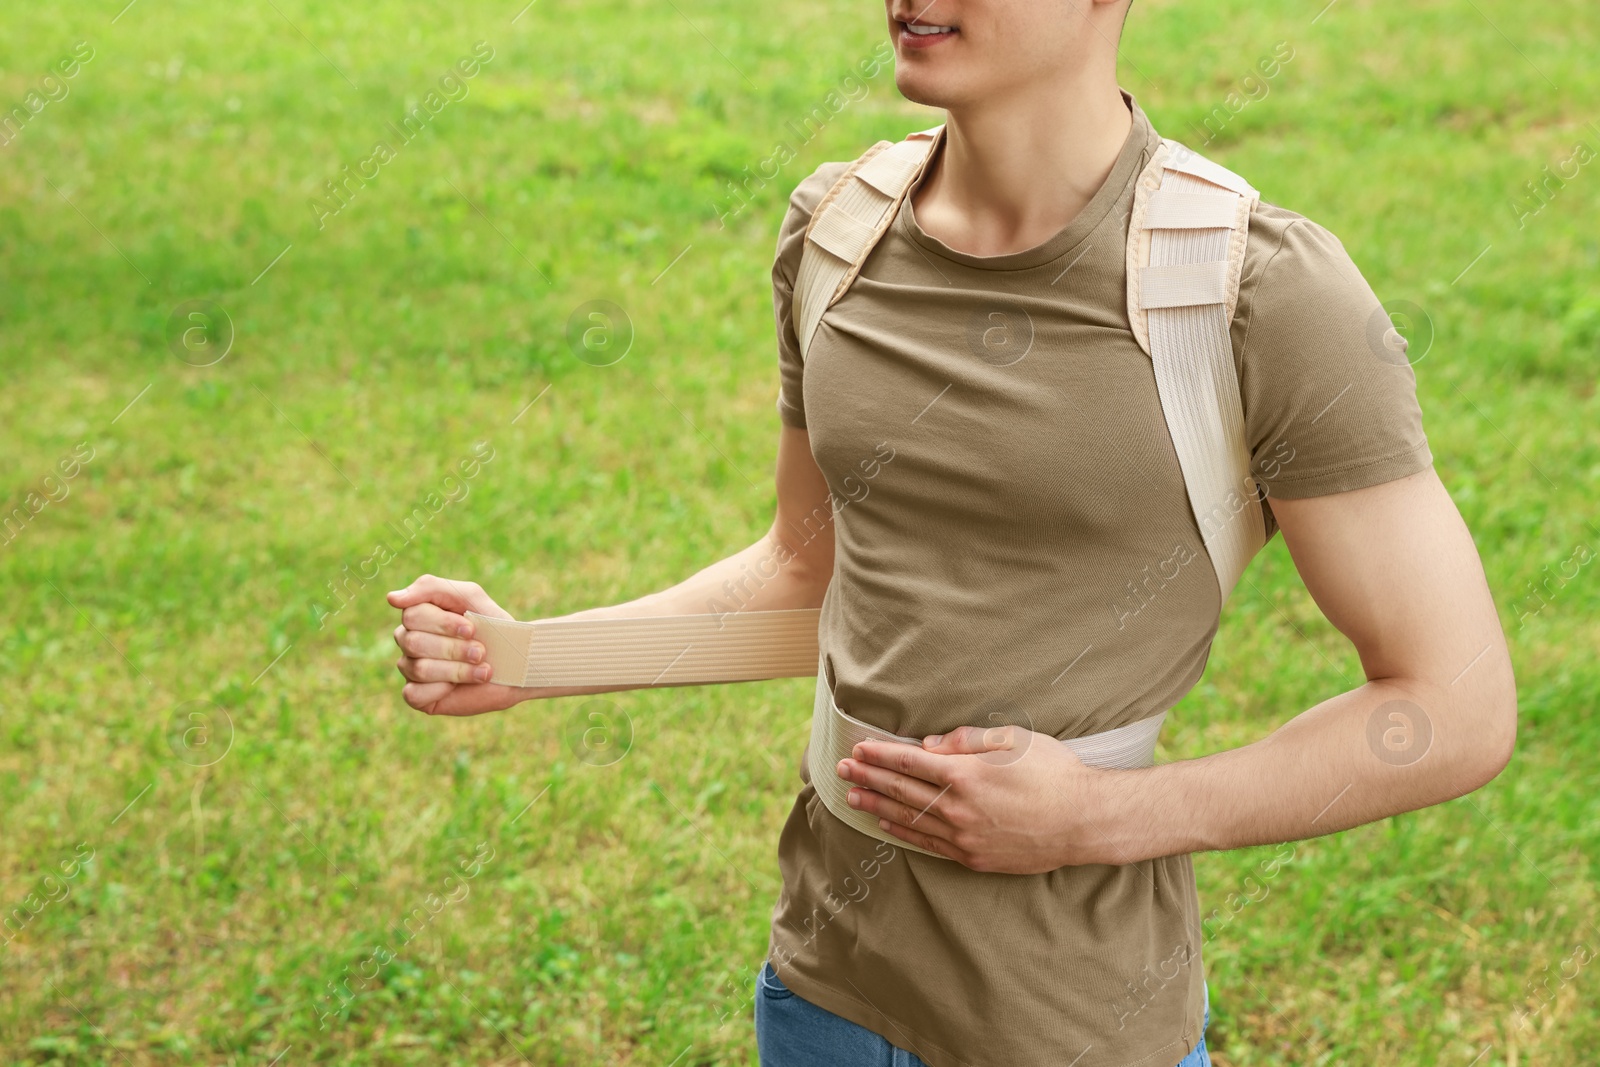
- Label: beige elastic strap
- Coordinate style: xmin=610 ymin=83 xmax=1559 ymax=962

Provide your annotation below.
xmin=1126 ymin=139 xmax=1266 ymax=606
xmin=1161 ymin=141 xmax=1259 ymax=196
xmin=1144 ymin=189 xmax=1241 ymax=230
xmin=466 ymin=608 xmax=820 ymax=688
xmin=808 ymin=657 xmax=1166 ymax=860
xmin=793 ymin=126 xmax=942 ymax=362
xmin=1139 ymin=260 xmax=1231 ymax=308
xmin=808 ymin=205 xmax=879 ymax=263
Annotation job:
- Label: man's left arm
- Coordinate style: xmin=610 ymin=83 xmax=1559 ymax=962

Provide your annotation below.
xmin=837 ymin=465 xmax=1517 ymax=873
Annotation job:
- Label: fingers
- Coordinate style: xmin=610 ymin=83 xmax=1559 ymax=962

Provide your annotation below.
xmin=387 ymin=575 xmax=510 ymax=619
xmin=403 ymin=679 xmax=521 ymax=717
xmin=921 ymin=724 xmax=1017 ymax=754
xmin=876 ymin=817 xmax=964 ymax=864
xmin=390 ymin=576 xmax=512 ymax=717
xmin=402 ymin=681 xmax=453 ymax=712
xmin=848 ymin=738 xmax=962 ymax=787
xmin=387 ymin=574 xmax=476 ymax=613
xmin=399 ymin=603 xmax=475 ymax=640
xmin=428 ymin=683 xmax=523 ymax=717
xmin=845 ymin=785 xmax=957 ymax=840
xmin=392 ymin=624 xmax=484 ymax=664
xmin=835 ymin=754 xmax=946 ymax=812
xmin=395 ymin=654 xmax=492 ymax=685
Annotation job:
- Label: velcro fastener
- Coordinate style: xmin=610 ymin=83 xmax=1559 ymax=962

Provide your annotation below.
xmin=1139 ymin=260 xmax=1230 ymax=308
xmin=808 ymin=201 xmax=880 ymax=264
xmin=856 ymin=141 xmax=927 ymax=196
xmin=1145 ymin=189 xmax=1240 ymax=230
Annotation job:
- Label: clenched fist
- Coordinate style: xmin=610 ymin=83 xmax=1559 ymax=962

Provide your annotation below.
xmin=388 ymin=575 xmax=523 ymax=716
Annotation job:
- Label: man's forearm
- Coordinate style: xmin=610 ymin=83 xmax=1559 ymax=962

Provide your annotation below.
xmin=549 ymin=527 xmax=829 ymax=623
xmin=1079 ymin=663 xmax=1516 ymax=866
xmin=485 ymin=527 xmax=830 ymax=702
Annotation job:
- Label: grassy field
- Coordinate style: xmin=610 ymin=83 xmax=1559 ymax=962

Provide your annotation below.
xmin=1 ymin=0 xmax=1597 ymax=1063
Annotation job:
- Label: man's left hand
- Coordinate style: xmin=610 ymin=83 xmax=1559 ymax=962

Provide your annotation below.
xmin=835 ymin=725 xmax=1120 ymax=874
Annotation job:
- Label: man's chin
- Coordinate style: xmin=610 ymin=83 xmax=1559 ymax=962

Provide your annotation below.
xmin=894 ymin=73 xmax=964 ymax=113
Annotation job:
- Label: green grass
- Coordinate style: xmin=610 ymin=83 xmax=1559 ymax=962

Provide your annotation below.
xmin=1 ymin=0 xmax=1596 ymax=1063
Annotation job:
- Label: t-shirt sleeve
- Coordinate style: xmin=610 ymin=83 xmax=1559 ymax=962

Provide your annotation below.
xmin=772 ymin=160 xmax=852 ymax=430
xmin=1232 ymin=212 xmax=1434 ymax=500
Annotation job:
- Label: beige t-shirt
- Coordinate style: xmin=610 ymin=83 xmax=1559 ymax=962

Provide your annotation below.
xmin=764 ymin=91 xmax=1432 ymax=1067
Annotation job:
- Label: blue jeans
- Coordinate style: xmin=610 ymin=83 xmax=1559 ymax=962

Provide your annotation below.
xmin=754 ymin=960 xmax=1211 ymax=1067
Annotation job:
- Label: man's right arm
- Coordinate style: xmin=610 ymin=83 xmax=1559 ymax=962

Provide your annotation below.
xmin=387 ymin=424 xmax=834 ymax=716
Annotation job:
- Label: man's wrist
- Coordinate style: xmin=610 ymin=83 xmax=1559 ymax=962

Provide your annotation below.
xmin=1074 ymin=765 xmax=1150 ymax=866
xmin=1073 ymin=758 xmax=1216 ymax=867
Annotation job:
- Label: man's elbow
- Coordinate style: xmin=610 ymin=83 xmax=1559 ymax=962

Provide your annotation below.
xmin=1482 ymin=690 xmax=1519 ymax=782
xmin=1454 ymin=683 xmax=1518 ymax=794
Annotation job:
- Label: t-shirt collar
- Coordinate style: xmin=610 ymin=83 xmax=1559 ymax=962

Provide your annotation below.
xmin=895 ymin=87 xmax=1159 ymax=272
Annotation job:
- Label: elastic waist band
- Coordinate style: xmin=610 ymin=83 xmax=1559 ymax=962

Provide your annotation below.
xmin=808 ymin=657 xmax=1165 ymax=860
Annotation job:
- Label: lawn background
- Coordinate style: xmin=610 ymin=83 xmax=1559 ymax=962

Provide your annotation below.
xmin=1 ymin=0 xmax=1597 ymax=1063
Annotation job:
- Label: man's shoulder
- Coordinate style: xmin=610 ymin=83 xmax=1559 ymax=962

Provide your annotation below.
xmin=771 ymin=157 xmax=868 ymax=285
xmin=784 ymin=158 xmax=855 ymax=220
xmin=1243 ymin=199 xmax=1341 ymax=271
xmin=1239 ymin=198 xmax=1371 ymax=288
xmin=1235 ymin=198 xmax=1380 ymax=332
xmin=773 ymin=159 xmax=856 ymax=284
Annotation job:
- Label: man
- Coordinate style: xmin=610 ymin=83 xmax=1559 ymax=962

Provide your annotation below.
xmin=387 ymin=1 xmax=1517 ymax=1064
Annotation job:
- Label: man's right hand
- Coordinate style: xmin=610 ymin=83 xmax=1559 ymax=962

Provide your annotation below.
xmin=388 ymin=575 xmax=524 ymax=716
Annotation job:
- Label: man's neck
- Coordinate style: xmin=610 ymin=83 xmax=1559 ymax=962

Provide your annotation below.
xmin=910 ymin=80 xmax=1133 ymax=258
